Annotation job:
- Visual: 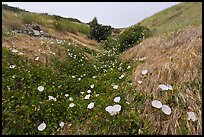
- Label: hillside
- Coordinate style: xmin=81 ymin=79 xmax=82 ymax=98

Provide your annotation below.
xmin=2 ymin=2 xmax=202 ymax=135
xmin=138 ymin=2 xmax=202 ymax=35
xmin=119 ymin=2 xmax=202 ymax=135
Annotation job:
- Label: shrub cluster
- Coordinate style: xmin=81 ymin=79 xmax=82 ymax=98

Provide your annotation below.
xmin=117 ymin=24 xmax=151 ymax=52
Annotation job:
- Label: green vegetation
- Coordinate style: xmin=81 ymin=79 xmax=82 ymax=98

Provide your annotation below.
xmin=2 ymin=2 xmax=202 ymax=135
xmin=89 ymin=17 xmax=113 ymax=42
xmin=2 ymin=39 xmax=144 ymax=135
xmin=2 ymin=4 xmax=90 ymax=35
xmin=53 ymin=19 xmax=90 ymax=34
xmin=117 ymin=25 xmax=151 ymax=52
xmin=138 ymin=2 xmax=202 ymax=35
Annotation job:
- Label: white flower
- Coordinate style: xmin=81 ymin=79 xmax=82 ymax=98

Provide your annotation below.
xmin=90 ymin=84 xmax=94 ymax=88
xmin=105 ymin=104 xmax=122 ymax=116
xmin=38 ymin=86 xmax=44 ymax=92
xmin=59 ymin=121 xmax=65 ymax=128
xmin=87 ymin=102 xmax=94 ymax=109
xmin=113 ymin=85 xmax=119 ymax=89
xmin=35 ymin=56 xmax=39 ymax=61
xmin=9 ymin=64 xmax=16 ymax=69
xmin=38 ymin=122 xmax=46 ymax=131
xmin=12 ymin=49 xmax=18 ymax=53
xmin=92 ymin=76 xmax=97 ymax=79
xmin=159 ymin=84 xmax=172 ymax=91
xmin=87 ymin=90 xmax=91 ymax=93
xmin=138 ymin=81 xmax=142 ymax=84
xmin=167 ymin=84 xmax=173 ymax=90
xmin=161 ymin=105 xmax=172 ymax=115
xmin=69 ymin=103 xmax=75 ymax=108
xmin=95 ymin=94 xmax=99 ymax=97
xmin=113 ymin=96 xmax=121 ymax=103
xmin=78 ymin=78 xmax=81 ymax=81
xmin=80 ymin=92 xmax=85 ymax=94
xmin=142 ymin=69 xmax=148 ymax=75
xmin=119 ymin=74 xmax=125 ymax=79
xmin=84 ymin=94 xmax=91 ymax=99
xmin=159 ymin=84 xmax=168 ymax=90
xmin=65 ymin=94 xmax=69 ymax=97
xmin=187 ymin=112 xmax=197 ymax=121
xmin=127 ymin=66 xmax=131 ymax=69
xmin=68 ymin=42 xmax=71 ymax=46
xmin=69 ymin=97 xmax=73 ymax=101
xmin=48 ymin=96 xmax=57 ymax=101
xmin=151 ymin=100 xmax=162 ymax=109
xmin=72 ymin=76 xmax=75 ymax=78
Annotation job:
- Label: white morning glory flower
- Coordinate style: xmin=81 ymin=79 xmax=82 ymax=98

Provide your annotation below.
xmin=127 ymin=66 xmax=131 ymax=69
xmin=69 ymin=103 xmax=75 ymax=108
xmin=138 ymin=81 xmax=142 ymax=84
xmin=38 ymin=86 xmax=44 ymax=92
xmin=84 ymin=94 xmax=91 ymax=99
xmin=151 ymin=100 xmax=162 ymax=109
xmin=65 ymin=94 xmax=69 ymax=97
xmin=38 ymin=122 xmax=46 ymax=131
xmin=187 ymin=112 xmax=197 ymax=121
xmin=95 ymin=94 xmax=99 ymax=97
xmin=105 ymin=104 xmax=122 ymax=116
xmin=12 ymin=49 xmax=18 ymax=53
xmin=113 ymin=85 xmax=119 ymax=89
xmin=69 ymin=97 xmax=73 ymax=101
xmin=167 ymin=84 xmax=173 ymax=90
xmin=87 ymin=90 xmax=91 ymax=93
xmin=35 ymin=56 xmax=39 ymax=61
xmin=161 ymin=105 xmax=172 ymax=115
xmin=9 ymin=64 xmax=16 ymax=69
xmin=48 ymin=96 xmax=57 ymax=101
xmin=59 ymin=121 xmax=65 ymax=128
xmin=142 ymin=69 xmax=148 ymax=75
xmin=159 ymin=84 xmax=172 ymax=91
xmin=119 ymin=74 xmax=125 ymax=79
xmin=87 ymin=102 xmax=94 ymax=109
xmin=113 ymin=96 xmax=121 ymax=103
xmin=90 ymin=84 xmax=94 ymax=89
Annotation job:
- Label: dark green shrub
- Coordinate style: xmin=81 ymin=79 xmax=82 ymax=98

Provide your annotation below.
xmin=117 ymin=25 xmax=151 ymax=52
xmin=89 ymin=17 xmax=113 ymax=42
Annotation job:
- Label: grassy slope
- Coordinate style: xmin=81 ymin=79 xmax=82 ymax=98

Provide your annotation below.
xmin=2 ymin=5 xmax=90 ymax=35
xmin=138 ymin=2 xmax=202 ymax=35
xmin=119 ymin=2 xmax=202 ymax=135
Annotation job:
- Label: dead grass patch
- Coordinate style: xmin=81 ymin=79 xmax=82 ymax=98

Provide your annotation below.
xmin=120 ymin=25 xmax=202 ymax=134
xmin=2 ymin=33 xmax=67 ymax=65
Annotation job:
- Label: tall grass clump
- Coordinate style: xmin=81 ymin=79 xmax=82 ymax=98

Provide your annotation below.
xmin=21 ymin=13 xmax=38 ymax=24
xmin=53 ymin=19 xmax=90 ymax=35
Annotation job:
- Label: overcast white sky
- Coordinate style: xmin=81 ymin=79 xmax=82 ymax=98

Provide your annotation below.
xmin=2 ymin=2 xmax=180 ymax=28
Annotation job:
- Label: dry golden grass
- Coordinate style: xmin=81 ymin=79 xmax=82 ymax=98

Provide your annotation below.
xmin=2 ymin=10 xmax=102 ymax=53
xmin=120 ymin=25 xmax=202 ymax=134
xmin=2 ymin=33 xmax=68 ymax=65
xmin=39 ymin=24 xmax=102 ymax=53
